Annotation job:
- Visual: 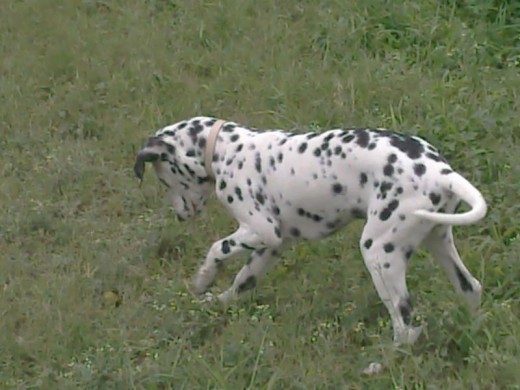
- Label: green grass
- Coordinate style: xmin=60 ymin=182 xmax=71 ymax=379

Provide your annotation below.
xmin=1 ymin=0 xmax=519 ymax=388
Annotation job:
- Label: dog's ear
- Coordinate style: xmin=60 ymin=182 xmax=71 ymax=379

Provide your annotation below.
xmin=134 ymin=137 xmax=166 ymax=181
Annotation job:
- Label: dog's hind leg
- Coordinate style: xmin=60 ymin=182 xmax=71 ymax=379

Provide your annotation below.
xmin=218 ymin=246 xmax=283 ymax=304
xmin=422 ymin=225 xmax=482 ymax=310
xmin=359 ymin=215 xmax=432 ymax=345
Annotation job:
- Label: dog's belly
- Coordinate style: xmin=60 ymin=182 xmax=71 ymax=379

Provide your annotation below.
xmin=266 ymin=169 xmax=369 ymax=240
xmin=278 ymin=206 xmax=360 ymax=240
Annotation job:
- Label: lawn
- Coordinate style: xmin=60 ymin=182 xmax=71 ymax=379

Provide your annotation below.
xmin=1 ymin=0 xmax=519 ymax=388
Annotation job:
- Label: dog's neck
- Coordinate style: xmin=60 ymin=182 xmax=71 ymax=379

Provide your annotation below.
xmin=159 ymin=117 xmax=255 ymax=182
xmin=176 ymin=118 xmax=254 ymax=180
xmin=202 ymin=120 xmax=256 ymax=181
xmin=204 ymin=119 xmax=225 ymax=179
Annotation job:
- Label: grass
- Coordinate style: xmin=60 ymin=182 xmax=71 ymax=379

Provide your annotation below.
xmin=1 ymin=0 xmax=519 ymax=388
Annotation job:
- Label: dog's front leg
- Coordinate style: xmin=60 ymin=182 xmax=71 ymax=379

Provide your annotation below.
xmin=218 ymin=246 xmax=284 ymax=304
xmin=192 ymin=225 xmax=280 ymax=295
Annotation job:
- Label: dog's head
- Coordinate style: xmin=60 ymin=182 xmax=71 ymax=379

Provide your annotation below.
xmin=134 ymin=124 xmax=214 ymax=221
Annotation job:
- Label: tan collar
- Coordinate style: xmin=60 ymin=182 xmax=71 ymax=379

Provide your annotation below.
xmin=204 ymin=119 xmax=225 ymax=179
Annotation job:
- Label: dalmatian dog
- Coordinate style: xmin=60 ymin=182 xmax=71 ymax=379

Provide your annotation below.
xmin=134 ymin=117 xmax=487 ymax=345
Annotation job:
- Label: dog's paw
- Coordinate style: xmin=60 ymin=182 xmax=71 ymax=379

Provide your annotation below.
xmin=217 ymin=289 xmax=235 ymax=307
xmin=362 ymin=362 xmax=384 ymax=376
xmin=192 ymin=267 xmax=217 ymax=296
xmin=466 ymin=280 xmax=482 ymax=312
xmin=200 ymin=292 xmax=216 ymax=303
xmin=394 ymin=325 xmax=423 ymax=346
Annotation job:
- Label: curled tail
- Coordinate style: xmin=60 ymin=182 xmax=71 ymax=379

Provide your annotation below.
xmin=414 ymin=172 xmax=487 ymax=226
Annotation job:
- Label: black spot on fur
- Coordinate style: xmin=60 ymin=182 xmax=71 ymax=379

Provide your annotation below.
xmin=274 ymin=226 xmax=281 ymax=238
xmin=298 ymin=143 xmax=308 ymax=153
xmin=441 ymin=168 xmax=453 ymax=175
xmin=429 ymin=192 xmax=442 ymax=205
xmin=384 ymin=243 xmax=395 ymax=253
xmin=269 ymin=156 xmax=276 ymax=168
xmin=237 ymin=275 xmax=257 ymax=293
xmin=235 ymin=187 xmax=243 ymax=201
xmin=364 ymin=239 xmax=373 ymax=249
xmin=455 ymin=266 xmax=473 ymax=292
xmin=227 ymin=196 xmax=233 ymax=203
xmin=230 ymin=134 xmax=240 ymax=142
xmin=313 ymin=148 xmax=321 ymax=157
xmin=188 ymin=123 xmax=203 ymax=143
xmin=380 ymin=182 xmax=393 ymax=197
xmin=255 ymin=192 xmax=265 ymax=205
xmin=183 ymin=163 xmax=196 ymax=177
xmin=383 ymin=164 xmax=394 ymax=177
xmin=273 ymin=205 xmax=280 ymax=215
xmin=219 ymin=180 xmax=227 ymax=190
xmin=405 ymin=249 xmax=414 ymax=260
xmin=388 ymin=154 xmax=398 ymax=163
xmin=389 ymin=200 xmax=399 ymax=210
xmin=414 ymin=163 xmax=426 ymax=176
xmin=290 ymin=227 xmax=301 ymax=237
xmin=256 ymin=247 xmax=267 ymax=256
xmin=425 ymin=152 xmax=440 ymax=161
xmin=355 ymin=129 xmax=370 ymax=148
xmin=221 ymin=240 xmax=231 ymax=254
xmin=380 ymin=199 xmax=399 ymax=221
xmin=324 ymin=133 xmax=335 ymax=142
xmin=334 ymin=146 xmax=342 ymax=155
xmin=255 ymin=153 xmax=262 ymax=173
xmin=360 ymin=173 xmax=368 ymax=186
xmin=342 ymin=134 xmax=355 ymax=143
xmin=222 ymin=124 xmax=236 ymax=132
xmin=332 ymin=183 xmax=343 ymax=194
xmin=368 ymin=143 xmax=376 ymax=150
xmin=390 ymin=135 xmax=425 ymax=159
xmin=159 ymin=178 xmax=170 ymax=188
xmin=399 ymin=296 xmax=413 ymax=325
xmin=277 ymin=152 xmax=283 ymax=163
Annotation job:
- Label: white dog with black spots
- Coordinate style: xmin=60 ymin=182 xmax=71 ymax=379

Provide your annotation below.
xmin=134 ymin=117 xmax=487 ymax=346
